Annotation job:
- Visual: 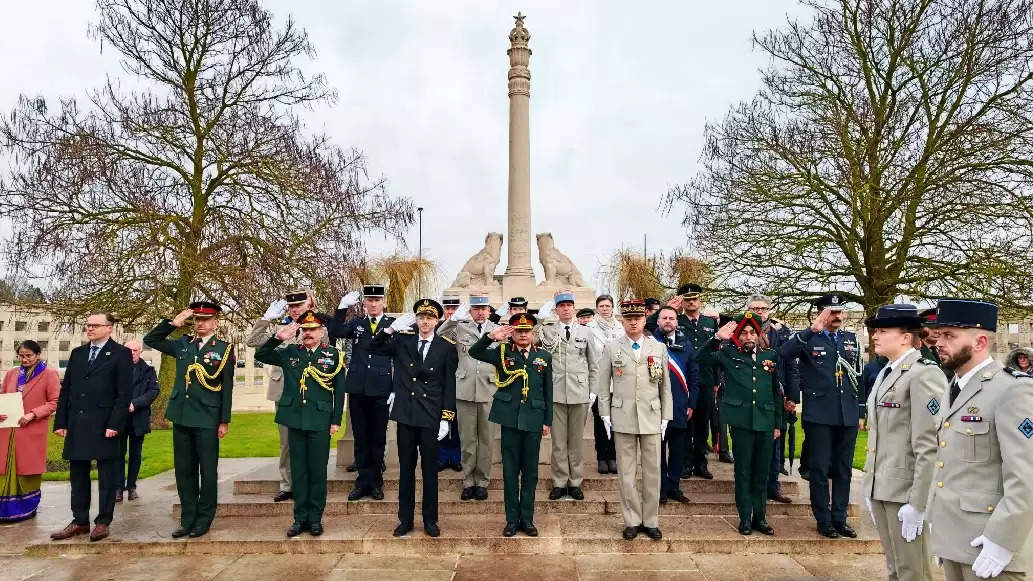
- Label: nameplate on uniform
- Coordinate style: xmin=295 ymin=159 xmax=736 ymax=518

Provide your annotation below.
xmin=960 ymin=416 xmax=983 ymax=422
xmin=877 ymin=402 xmax=901 ymax=408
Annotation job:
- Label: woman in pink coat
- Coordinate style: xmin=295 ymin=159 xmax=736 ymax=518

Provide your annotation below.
xmin=0 ymin=340 xmax=61 ymax=521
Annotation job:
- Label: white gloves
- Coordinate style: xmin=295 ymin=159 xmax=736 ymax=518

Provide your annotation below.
xmin=387 ymin=392 xmax=395 ymax=413
xmin=589 ymin=393 xmax=598 ymax=407
xmin=601 ymin=415 xmax=612 ymax=439
xmin=389 ymin=313 xmax=416 ymax=332
xmin=661 ymin=420 xmax=669 ymax=439
xmin=971 ymin=535 xmax=1013 ymax=578
xmin=702 ymin=306 xmax=720 ymax=318
xmin=897 ymin=503 xmax=924 ymax=542
xmin=864 ymin=497 xmax=874 ymax=521
xmin=538 ymin=299 xmax=555 ymax=320
xmin=264 ymin=299 xmax=288 ymax=321
xmin=338 ymin=291 xmax=361 ymax=309
xmin=452 ymin=303 xmax=471 ymax=322
xmin=496 ymin=303 xmax=510 ymax=318
xmin=438 ymin=420 xmax=449 ymax=441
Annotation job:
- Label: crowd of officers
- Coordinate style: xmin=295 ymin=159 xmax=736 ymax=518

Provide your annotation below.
xmin=46 ymin=283 xmax=1033 ymax=580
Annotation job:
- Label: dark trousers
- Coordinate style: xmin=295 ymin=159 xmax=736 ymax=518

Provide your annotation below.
xmin=287 ymin=427 xmax=331 ymax=525
xmin=687 ymin=384 xmax=715 ymax=471
xmin=802 ymin=421 xmax=857 ymax=524
xmin=118 ymin=432 xmax=145 ymax=490
xmin=500 ymin=426 xmax=541 ymax=526
xmin=172 ymin=424 xmax=220 ymax=530
xmin=714 ymin=412 xmax=731 ymax=456
xmin=351 ymin=393 xmax=389 ymax=491
xmin=768 ymin=421 xmax=787 ymax=494
xmin=69 ymin=458 xmax=120 ymax=525
xmin=591 ymin=400 xmax=615 ymax=461
xmin=730 ymin=427 xmax=774 ymax=524
xmin=437 ymin=418 xmax=460 ymax=467
xmin=660 ymin=426 xmax=688 ymax=494
xmin=397 ymin=422 xmax=440 ymax=525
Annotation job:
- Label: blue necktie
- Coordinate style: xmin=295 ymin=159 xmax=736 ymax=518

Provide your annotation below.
xmin=88 ymin=345 xmax=99 ymax=365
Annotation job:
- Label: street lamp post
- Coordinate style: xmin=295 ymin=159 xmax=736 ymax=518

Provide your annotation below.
xmin=417 ymin=207 xmax=424 ymax=296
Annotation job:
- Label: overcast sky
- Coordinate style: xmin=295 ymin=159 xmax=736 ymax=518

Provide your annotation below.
xmin=0 ymin=0 xmax=807 ymax=296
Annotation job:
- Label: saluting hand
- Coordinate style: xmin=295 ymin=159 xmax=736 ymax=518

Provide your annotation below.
xmin=715 ymin=321 xmax=737 ymax=341
xmin=810 ymin=308 xmax=833 ymax=333
xmin=489 ymin=326 xmax=514 ymax=342
xmin=275 ymin=322 xmax=300 ymax=341
xmin=666 ymin=296 xmax=683 ymax=310
xmin=171 ymin=308 xmax=195 ymax=328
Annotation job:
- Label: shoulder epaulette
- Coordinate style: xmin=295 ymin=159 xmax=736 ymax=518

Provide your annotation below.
xmin=1004 ymin=366 xmax=1031 ymax=378
xmin=441 ymin=335 xmax=456 ymax=345
xmin=917 ymin=358 xmax=937 ymax=366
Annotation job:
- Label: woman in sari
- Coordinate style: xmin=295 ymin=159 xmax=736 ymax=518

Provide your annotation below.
xmin=0 ymin=340 xmax=60 ymax=521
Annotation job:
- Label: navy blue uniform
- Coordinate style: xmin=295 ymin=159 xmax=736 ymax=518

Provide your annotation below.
xmin=764 ymin=319 xmax=799 ymax=497
xmin=779 ymin=327 xmax=860 ymax=527
xmin=653 ymin=328 xmax=699 ymax=498
xmin=329 ymin=311 xmax=395 ymax=492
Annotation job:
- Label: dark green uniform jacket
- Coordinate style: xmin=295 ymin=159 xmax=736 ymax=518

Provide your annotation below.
xmin=469 ymin=334 xmax=553 ymax=432
xmin=255 ymin=338 xmax=345 ymax=431
xmin=144 ymin=320 xmax=234 ymax=428
xmin=700 ymin=338 xmax=783 ymax=431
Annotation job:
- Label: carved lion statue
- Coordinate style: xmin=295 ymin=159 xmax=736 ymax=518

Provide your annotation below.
xmin=537 ymin=233 xmax=587 ymax=287
xmin=451 ymin=232 xmax=503 ymax=288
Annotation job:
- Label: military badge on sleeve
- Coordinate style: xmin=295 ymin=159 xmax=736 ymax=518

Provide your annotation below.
xmin=1019 ymin=418 xmax=1033 ymax=439
xmin=926 ymin=398 xmax=941 ymax=415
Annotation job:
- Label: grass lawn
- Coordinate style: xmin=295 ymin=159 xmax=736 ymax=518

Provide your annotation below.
xmin=784 ymin=419 xmax=869 ymax=471
xmin=43 ymin=412 xmax=346 ymax=481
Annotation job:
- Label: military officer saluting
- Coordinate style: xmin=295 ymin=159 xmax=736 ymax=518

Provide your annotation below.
xmin=536 ymin=290 xmax=600 ymax=501
xmin=927 ymin=299 xmax=1033 ymax=581
xmin=255 ymin=310 xmax=344 ymax=537
xmin=437 ymin=294 xmax=499 ymax=501
xmin=370 ymin=299 xmax=458 ymax=538
xmin=144 ymin=301 xmax=235 ymax=539
xmin=779 ymin=293 xmax=861 ymax=539
xmin=596 ymin=300 xmax=673 ymax=541
xmin=470 ymin=313 xmax=553 ymax=537
xmin=702 ymin=313 xmax=783 ymax=536
xmin=436 ymin=296 xmax=463 ymax=472
xmin=330 ymin=284 xmax=394 ymax=501
xmin=861 ymin=304 xmax=946 ymax=581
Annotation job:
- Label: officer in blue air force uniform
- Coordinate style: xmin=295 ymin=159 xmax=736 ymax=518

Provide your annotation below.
xmin=778 ymin=293 xmax=861 ymax=539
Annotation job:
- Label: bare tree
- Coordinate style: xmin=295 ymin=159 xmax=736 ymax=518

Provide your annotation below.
xmin=0 ymin=0 xmax=414 ymax=421
xmin=666 ymin=0 xmax=1033 ymax=315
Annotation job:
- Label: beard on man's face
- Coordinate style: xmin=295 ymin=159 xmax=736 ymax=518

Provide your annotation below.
xmin=940 ymin=343 xmax=973 ymax=371
xmin=740 ymin=340 xmax=757 ymax=352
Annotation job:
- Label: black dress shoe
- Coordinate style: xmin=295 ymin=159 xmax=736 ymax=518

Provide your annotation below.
xmin=738 ymin=520 xmax=753 ymax=535
xmin=659 ymin=490 xmax=668 ymax=504
xmin=370 ymin=487 xmax=384 ymax=501
xmin=521 ymin=522 xmax=538 ymax=537
xmin=286 ymin=523 xmax=305 ymax=537
xmin=642 ymin=527 xmax=662 ymax=540
xmin=693 ymin=468 xmax=714 ymax=480
xmin=834 ymin=522 xmax=857 ymax=538
xmin=115 ymin=489 xmax=123 ymax=503
xmin=680 ymin=466 xmax=692 ymax=479
xmin=549 ymin=487 xmax=567 ymax=500
xmin=669 ymin=491 xmax=691 ymax=504
xmin=598 ymin=460 xmax=609 ymax=474
xmin=817 ymin=522 xmax=840 ymax=538
xmin=424 ymin=522 xmax=440 ymax=537
xmin=622 ymin=526 xmax=638 ymax=540
xmin=607 ymin=459 xmax=618 ymax=473
xmin=310 ymin=522 xmax=323 ymax=536
xmin=768 ymin=491 xmax=792 ymax=504
xmin=460 ymin=487 xmax=474 ymax=501
xmin=503 ymin=522 xmax=519 ymax=537
xmin=273 ymin=491 xmax=293 ymax=502
xmin=381 ymin=460 xmax=387 ymax=472
xmin=172 ymin=526 xmax=191 ymax=538
xmin=568 ymin=486 xmax=584 ymax=500
xmin=393 ymin=522 xmax=413 ymax=537
xmin=451 ymin=462 xmax=462 ymax=472
xmin=347 ymin=487 xmax=367 ymax=501
xmin=752 ymin=520 xmax=775 ymax=535
xmin=346 ymin=463 xmax=358 ymax=472
xmin=718 ymin=453 xmax=734 ymax=464
xmin=438 ymin=463 xmax=448 ymax=473
xmin=188 ymin=527 xmax=210 ymax=538
xmin=127 ymin=488 xmax=139 ymax=501
xmin=798 ymin=467 xmax=810 ymax=481
xmin=474 ymin=486 xmax=488 ymax=501
xmin=779 ymin=468 xmax=790 ymax=476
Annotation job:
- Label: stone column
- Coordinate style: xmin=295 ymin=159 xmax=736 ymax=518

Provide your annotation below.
xmin=503 ymin=12 xmax=534 ymax=279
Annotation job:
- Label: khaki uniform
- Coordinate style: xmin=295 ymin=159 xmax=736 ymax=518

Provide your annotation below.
xmin=862 ymin=349 xmax=945 ymax=581
xmin=595 ymin=335 xmax=673 ymax=528
xmin=537 ymin=320 xmax=599 ymax=488
xmin=928 ymin=360 xmax=1033 ymax=579
xmin=246 ymin=318 xmax=296 ymax=494
xmin=438 ymin=317 xmax=499 ymax=488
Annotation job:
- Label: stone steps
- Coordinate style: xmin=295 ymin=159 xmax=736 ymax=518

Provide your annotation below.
xmin=28 ymin=514 xmax=879 ymax=557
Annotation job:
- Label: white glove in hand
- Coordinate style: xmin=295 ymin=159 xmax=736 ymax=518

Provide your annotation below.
xmin=264 ymin=299 xmax=288 ymax=321
xmin=338 ymin=291 xmax=361 ymax=309
xmin=496 ymin=303 xmax=510 ymax=318
xmin=897 ymin=503 xmax=924 ymax=542
xmin=437 ymin=420 xmax=449 ymax=441
xmin=452 ymin=303 xmax=471 ymax=321
xmin=702 ymin=306 xmax=720 ymax=318
xmin=589 ymin=393 xmax=598 ymax=407
xmin=389 ymin=313 xmax=417 ymax=332
xmin=387 ymin=392 xmax=395 ymax=413
xmin=601 ymin=415 xmax=612 ymax=439
xmin=661 ymin=420 xmax=669 ymax=439
xmin=971 ymin=535 xmax=1013 ymax=578
xmin=864 ymin=497 xmax=875 ymax=521
xmin=538 ymin=299 xmax=556 ymax=320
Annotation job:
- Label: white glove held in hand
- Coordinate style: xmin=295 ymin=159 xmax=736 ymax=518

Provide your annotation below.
xmin=971 ymin=535 xmax=1013 ymax=578
xmin=387 ymin=392 xmax=395 ymax=413
xmin=601 ymin=415 xmax=612 ymax=439
xmin=589 ymin=393 xmax=598 ymax=407
xmin=897 ymin=503 xmax=924 ymax=542
xmin=661 ymin=420 xmax=669 ymax=439
xmin=538 ymin=299 xmax=556 ymax=320
xmin=452 ymin=303 xmax=471 ymax=322
xmin=496 ymin=303 xmax=510 ymax=318
xmin=264 ymin=299 xmax=288 ymax=321
xmin=438 ymin=420 xmax=449 ymax=441
xmin=389 ymin=313 xmax=416 ymax=332
xmin=338 ymin=291 xmax=361 ymax=309
xmin=864 ymin=497 xmax=875 ymax=521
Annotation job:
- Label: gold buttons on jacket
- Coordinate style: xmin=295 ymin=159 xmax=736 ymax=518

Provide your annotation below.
xmin=966 ymin=428 xmax=972 ymax=435
xmin=940 ymin=441 xmax=946 ymax=448
xmin=410 ymin=392 xmax=414 ymax=396
xmin=938 ymin=462 xmax=944 ymax=468
xmin=944 ymin=421 xmax=950 ymax=428
xmin=412 ymin=378 xmax=416 ymax=382
xmin=753 ymin=389 xmax=757 ymax=393
xmin=937 ymin=481 xmax=943 ymax=488
xmin=988 ymin=505 xmax=995 ymax=512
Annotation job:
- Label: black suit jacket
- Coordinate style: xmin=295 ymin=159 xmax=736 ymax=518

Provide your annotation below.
xmin=329 ymin=310 xmax=395 ymax=397
xmin=126 ymin=360 xmax=159 ymax=436
xmin=371 ymin=330 xmax=457 ymax=429
xmin=54 ymin=340 xmax=133 ymax=460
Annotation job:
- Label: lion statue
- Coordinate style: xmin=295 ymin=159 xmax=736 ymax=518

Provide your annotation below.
xmin=537 ymin=232 xmax=587 ymax=287
xmin=451 ymin=232 xmax=503 ymax=288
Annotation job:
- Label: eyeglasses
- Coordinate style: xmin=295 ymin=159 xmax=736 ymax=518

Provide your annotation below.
xmin=750 ymin=306 xmax=772 ymax=312
xmin=84 ymin=324 xmax=113 ymax=329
